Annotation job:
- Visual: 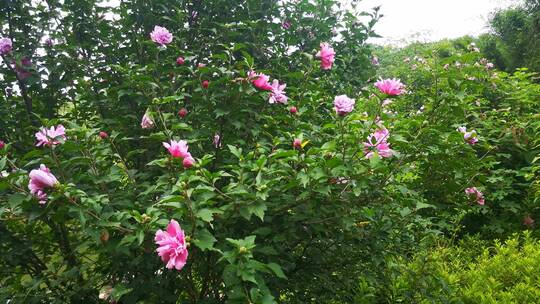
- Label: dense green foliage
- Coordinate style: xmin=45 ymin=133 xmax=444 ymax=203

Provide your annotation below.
xmin=1 ymin=1 xmax=539 ymax=303
xmin=479 ymin=0 xmax=540 ymax=72
xmin=385 ymin=232 xmax=540 ymax=303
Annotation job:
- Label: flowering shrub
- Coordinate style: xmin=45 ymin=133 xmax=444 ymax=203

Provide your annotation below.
xmin=0 ymin=1 xmax=538 ymax=304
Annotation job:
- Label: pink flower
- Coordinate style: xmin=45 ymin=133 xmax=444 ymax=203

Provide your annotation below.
xmin=443 ymin=63 xmax=450 ymax=70
xmin=213 ymin=133 xmax=222 ymax=148
xmin=465 ymin=187 xmax=485 ymax=205
xmin=289 ymin=106 xmax=298 ymax=115
xmin=178 ymin=108 xmax=188 ymax=118
xmin=28 ymin=164 xmax=58 ymax=204
xmin=163 ymin=140 xmax=191 ymax=158
xmin=176 ymin=56 xmax=185 ymax=65
xmin=486 ymin=62 xmax=494 ymax=69
xmin=150 ymin=26 xmax=173 ymax=46
xmin=155 ymin=219 xmax=188 ymax=270
xmin=282 ymin=21 xmax=292 ymax=29
xmin=35 ymin=125 xmax=67 ymax=147
xmin=202 ymin=80 xmax=209 ymax=89
xmin=45 ymin=38 xmax=54 ymax=47
xmin=0 ymin=37 xmax=12 ymax=55
xmin=371 ymin=56 xmax=379 ymax=66
xmin=197 ymin=63 xmax=206 ymax=69
xmin=141 ymin=113 xmax=155 ymax=129
xmin=0 ymin=140 xmax=5 ymax=149
xmin=293 ymin=138 xmax=302 ymax=149
xmin=457 ymin=127 xmax=478 ymax=145
xmin=182 ymin=156 xmax=195 ymax=168
xmin=268 ymin=80 xmax=288 ymax=104
xmin=374 ymin=78 xmax=404 ymax=96
xmin=248 ymin=71 xmax=273 ymax=91
xmin=99 ymin=131 xmax=108 ymax=139
xmin=363 ymin=128 xmax=393 ymax=159
xmin=381 ymin=99 xmax=393 ymax=107
xmin=333 ymin=95 xmax=355 ymax=116
xmin=316 ymin=42 xmax=335 ymax=70
xmin=12 ymin=57 xmax=32 ymax=80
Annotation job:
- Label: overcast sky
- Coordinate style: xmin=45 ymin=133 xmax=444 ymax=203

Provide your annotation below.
xmin=355 ymin=0 xmax=519 ymax=44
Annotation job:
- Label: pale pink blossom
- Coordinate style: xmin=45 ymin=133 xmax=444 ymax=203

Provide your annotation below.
xmin=248 ymin=71 xmax=273 ymax=91
xmin=457 ymin=126 xmax=478 ymax=145
xmin=364 ymin=128 xmax=393 ymax=159
xmin=375 ymin=78 xmax=404 ymax=96
xmin=465 ymin=187 xmax=485 ymax=205
xmin=371 ymin=56 xmax=379 ymax=66
xmin=316 ymin=42 xmax=335 ymax=70
xmin=443 ymin=63 xmax=450 ymax=70
xmin=381 ymin=99 xmax=393 ymax=107
xmin=35 ymin=125 xmax=67 ymax=147
xmin=163 ymin=140 xmax=191 ymax=158
xmin=268 ymin=80 xmax=288 ymax=104
xmin=0 ymin=38 xmax=12 ymax=55
xmin=28 ymin=164 xmax=59 ymax=204
xmin=486 ymin=62 xmax=494 ymax=69
xmin=150 ymin=26 xmax=173 ymax=46
xmin=333 ymin=95 xmax=355 ymax=116
xmin=197 ymin=63 xmax=206 ymax=69
xmin=155 ymin=219 xmax=188 ymax=270
xmin=141 ymin=113 xmax=155 ymax=129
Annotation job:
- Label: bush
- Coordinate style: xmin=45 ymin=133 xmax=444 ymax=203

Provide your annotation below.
xmin=385 ymin=232 xmax=540 ymax=303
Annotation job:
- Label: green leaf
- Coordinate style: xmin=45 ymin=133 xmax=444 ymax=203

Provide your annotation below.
xmin=267 ymin=262 xmax=287 ymax=279
xmin=196 ymin=208 xmax=214 ymax=222
xmin=193 ymin=229 xmax=217 ymax=251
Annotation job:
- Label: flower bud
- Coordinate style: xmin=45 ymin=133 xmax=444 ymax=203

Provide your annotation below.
xmin=289 ymin=106 xmax=298 ymax=115
xmin=202 ymin=80 xmax=209 ymax=89
xmin=176 ymin=56 xmax=185 ymax=65
xmin=99 ymin=131 xmax=108 ymax=139
xmin=293 ymin=138 xmax=302 ymax=149
xmin=178 ymin=108 xmax=188 ymax=118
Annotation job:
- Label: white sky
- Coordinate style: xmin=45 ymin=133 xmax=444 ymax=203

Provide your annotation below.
xmin=355 ymin=0 xmax=520 ymax=44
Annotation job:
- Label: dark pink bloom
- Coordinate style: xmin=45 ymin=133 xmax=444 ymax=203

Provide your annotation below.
xmin=99 ymin=131 xmax=108 ymax=139
xmin=268 ymin=80 xmax=288 ymax=104
xmin=293 ymin=138 xmax=302 ymax=149
xmin=182 ymin=157 xmax=195 ymax=168
xmin=150 ymin=26 xmax=173 ymax=46
xmin=248 ymin=71 xmax=273 ymax=91
xmin=28 ymin=164 xmax=58 ymax=204
xmin=155 ymin=219 xmax=188 ymax=270
xmin=289 ymin=106 xmax=298 ymax=115
xmin=45 ymin=38 xmax=54 ymax=47
xmin=178 ymin=108 xmax=188 ymax=118
xmin=176 ymin=56 xmax=185 ymax=65
xmin=282 ymin=21 xmax=292 ymax=29
xmin=333 ymin=95 xmax=355 ymax=116
xmin=0 ymin=38 xmax=12 ymax=55
xmin=374 ymin=78 xmax=404 ymax=96
xmin=141 ymin=113 xmax=155 ymax=129
xmin=465 ymin=187 xmax=485 ymax=205
xmin=202 ymin=80 xmax=209 ymax=89
xmin=0 ymin=140 xmax=4 ymax=149
xmin=163 ymin=140 xmax=191 ymax=159
xmin=35 ymin=125 xmax=67 ymax=147
xmin=316 ymin=42 xmax=335 ymax=70
xmin=363 ymin=128 xmax=393 ymax=159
